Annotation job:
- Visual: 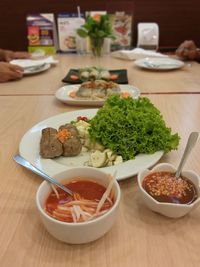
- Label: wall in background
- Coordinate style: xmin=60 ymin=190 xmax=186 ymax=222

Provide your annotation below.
xmin=0 ymin=0 xmax=199 ymax=51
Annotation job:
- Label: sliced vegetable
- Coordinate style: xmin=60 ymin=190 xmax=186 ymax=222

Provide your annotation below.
xmin=69 ymin=90 xmax=76 ymax=98
xmin=114 ymin=156 xmax=123 ymax=165
xmin=77 ymin=116 xmax=89 ymax=122
xmin=70 ymin=74 xmax=79 ymax=81
xmin=90 ymin=150 xmax=107 ymax=168
xmin=121 ymin=91 xmax=131 ymax=98
xmin=57 ymin=129 xmax=71 ymax=143
xmin=110 ymin=74 xmax=118 ymax=81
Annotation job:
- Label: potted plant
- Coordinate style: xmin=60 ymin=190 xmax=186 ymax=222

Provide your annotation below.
xmin=77 ymin=14 xmax=115 ymax=57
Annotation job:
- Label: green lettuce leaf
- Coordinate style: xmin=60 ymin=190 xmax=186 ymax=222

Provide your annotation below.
xmin=89 ymin=95 xmax=180 ymax=160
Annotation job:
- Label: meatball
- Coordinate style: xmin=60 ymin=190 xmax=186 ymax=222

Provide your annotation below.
xmin=40 ymin=127 xmax=63 ymax=158
xmin=62 ymin=136 xmax=82 ymax=156
xmin=59 ymin=123 xmax=79 ymax=137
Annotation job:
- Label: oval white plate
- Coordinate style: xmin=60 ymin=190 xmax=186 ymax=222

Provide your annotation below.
xmin=134 ymin=57 xmax=185 ymax=70
xmin=55 ymin=84 xmax=140 ymax=106
xmin=19 ymin=109 xmax=164 ymax=181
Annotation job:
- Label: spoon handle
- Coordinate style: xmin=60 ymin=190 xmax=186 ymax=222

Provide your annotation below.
xmin=13 ymin=154 xmax=73 ymax=196
xmin=175 ymin=132 xmax=199 ymax=178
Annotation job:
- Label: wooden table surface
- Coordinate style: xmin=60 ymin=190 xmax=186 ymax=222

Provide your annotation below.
xmin=0 ymin=54 xmax=200 ymax=95
xmin=1 ymin=54 xmax=200 ymax=267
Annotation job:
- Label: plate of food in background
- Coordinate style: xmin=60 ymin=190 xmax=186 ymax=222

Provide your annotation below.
xmin=19 ymin=96 xmax=180 ymax=181
xmin=62 ymin=66 xmax=128 ymax=84
xmin=55 ymin=81 xmax=140 ymax=106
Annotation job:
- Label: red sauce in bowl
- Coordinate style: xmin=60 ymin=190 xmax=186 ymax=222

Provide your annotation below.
xmin=45 ymin=180 xmax=114 ymax=223
xmin=142 ymin=171 xmax=197 ymax=204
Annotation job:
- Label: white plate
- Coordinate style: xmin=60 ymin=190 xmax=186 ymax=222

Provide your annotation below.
xmin=23 ymin=63 xmax=51 ymax=75
xmin=134 ymin=57 xmax=185 ymax=70
xmin=19 ymin=109 xmax=164 ymax=181
xmin=10 ymin=56 xmax=58 ymax=68
xmin=55 ymin=84 xmax=141 ymax=106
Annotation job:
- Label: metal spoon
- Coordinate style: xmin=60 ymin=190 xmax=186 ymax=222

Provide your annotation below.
xmin=13 ymin=154 xmax=73 ymax=196
xmin=175 ymin=132 xmax=199 ymax=178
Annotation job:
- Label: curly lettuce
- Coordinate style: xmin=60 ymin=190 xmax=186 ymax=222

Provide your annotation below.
xmin=89 ymin=95 xmax=180 ymax=160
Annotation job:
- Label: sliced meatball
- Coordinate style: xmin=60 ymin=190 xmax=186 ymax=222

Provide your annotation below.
xmin=59 ymin=123 xmax=79 ymax=137
xmin=62 ymin=136 xmax=82 ymax=157
xmin=40 ymin=127 xmax=63 ymax=158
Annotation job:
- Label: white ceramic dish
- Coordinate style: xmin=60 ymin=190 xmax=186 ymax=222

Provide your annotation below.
xmin=138 ymin=163 xmax=200 ymax=218
xmin=19 ymin=109 xmax=164 ymax=181
xmin=55 ymin=84 xmax=140 ymax=106
xmin=134 ymin=57 xmax=185 ymax=70
xmin=10 ymin=56 xmax=58 ymax=67
xmin=23 ymin=63 xmax=51 ymax=75
xmin=36 ymin=167 xmax=121 ymax=244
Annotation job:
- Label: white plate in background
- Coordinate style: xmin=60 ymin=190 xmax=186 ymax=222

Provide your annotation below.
xmin=134 ymin=57 xmax=185 ymax=70
xmin=55 ymin=84 xmax=141 ymax=106
xmin=19 ymin=109 xmax=164 ymax=181
xmin=10 ymin=56 xmax=58 ymax=68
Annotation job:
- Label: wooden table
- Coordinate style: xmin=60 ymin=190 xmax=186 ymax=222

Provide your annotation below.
xmin=0 ymin=54 xmax=200 ymax=95
xmin=1 ymin=54 xmax=200 ymax=267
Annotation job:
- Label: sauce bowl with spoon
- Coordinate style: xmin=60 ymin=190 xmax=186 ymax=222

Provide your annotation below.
xmin=13 ymin=154 xmax=121 ymax=244
xmin=137 ymin=132 xmax=200 ymax=218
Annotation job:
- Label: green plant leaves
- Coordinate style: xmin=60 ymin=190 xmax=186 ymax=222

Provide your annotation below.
xmin=76 ymin=28 xmax=88 ymax=38
xmin=77 ymin=14 xmax=115 ymax=39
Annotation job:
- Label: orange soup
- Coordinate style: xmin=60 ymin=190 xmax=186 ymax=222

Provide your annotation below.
xmin=45 ymin=180 xmax=114 ymax=223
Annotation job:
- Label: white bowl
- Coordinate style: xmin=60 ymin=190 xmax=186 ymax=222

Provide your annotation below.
xmin=36 ymin=167 xmax=121 ymax=244
xmin=137 ymin=163 xmax=200 ymax=218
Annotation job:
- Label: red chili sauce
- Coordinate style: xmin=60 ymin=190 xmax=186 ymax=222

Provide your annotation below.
xmin=45 ymin=180 xmax=113 ymax=222
xmin=142 ymin=171 xmax=197 ymax=204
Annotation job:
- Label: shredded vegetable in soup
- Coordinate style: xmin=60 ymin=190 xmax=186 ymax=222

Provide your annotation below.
xmin=45 ymin=177 xmax=115 ymax=223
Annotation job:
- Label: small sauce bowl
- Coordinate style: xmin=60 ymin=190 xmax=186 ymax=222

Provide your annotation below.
xmin=137 ymin=163 xmax=200 ymax=218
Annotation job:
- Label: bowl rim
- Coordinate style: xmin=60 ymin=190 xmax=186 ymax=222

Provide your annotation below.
xmin=137 ymin=162 xmax=200 ymax=208
xmin=36 ymin=168 xmax=121 ymax=226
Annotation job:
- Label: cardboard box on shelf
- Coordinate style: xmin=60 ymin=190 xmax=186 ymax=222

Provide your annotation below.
xmin=57 ymin=13 xmax=85 ymax=52
xmin=27 ymin=14 xmax=58 ymax=55
xmin=110 ymin=12 xmax=133 ymax=51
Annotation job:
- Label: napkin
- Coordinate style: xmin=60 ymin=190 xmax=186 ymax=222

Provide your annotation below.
xmin=111 ymin=48 xmax=168 ymax=61
xmin=10 ymin=56 xmax=59 ymax=69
